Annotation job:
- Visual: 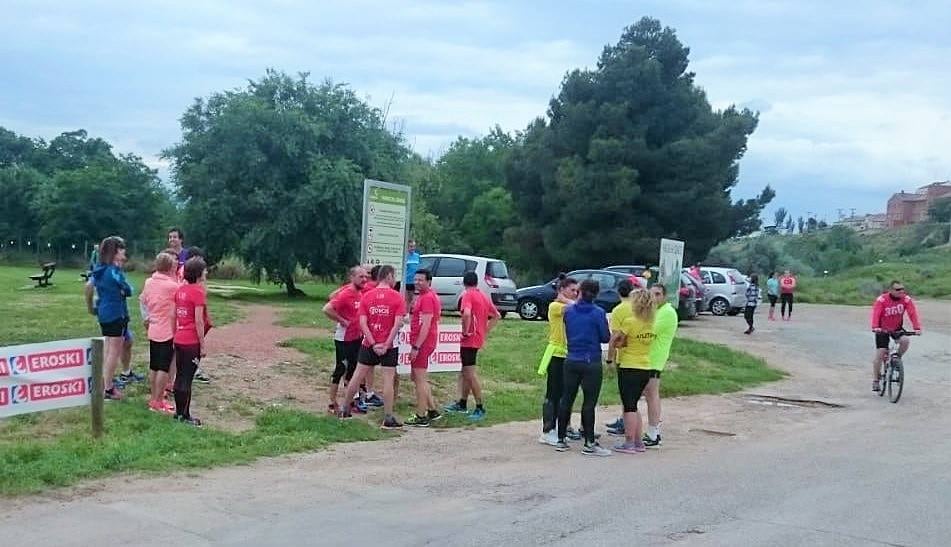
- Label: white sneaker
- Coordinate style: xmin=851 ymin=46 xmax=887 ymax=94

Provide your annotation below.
xmin=581 ymin=443 xmax=612 ymax=457
xmin=538 ymin=430 xmax=559 ymax=446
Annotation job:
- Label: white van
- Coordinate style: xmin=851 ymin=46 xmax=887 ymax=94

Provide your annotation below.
xmin=417 ymin=254 xmax=518 ymax=315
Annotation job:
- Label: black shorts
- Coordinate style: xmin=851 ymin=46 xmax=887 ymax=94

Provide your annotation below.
xmin=149 ymin=340 xmax=174 ymax=372
xmin=767 ymin=294 xmax=778 ymax=305
xmin=460 ymin=347 xmax=479 ymax=367
xmin=100 ymin=318 xmax=129 ymax=337
xmin=617 ymin=368 xmax=652 ymax=413
xmin=875 ymin=333 xmax=893 ymax=350
xmin=404 ymin=283 xmax=416 ymax=293
xmin=358 ymin=346 xmax=399 ymax=367
xmin=332 ymin=339 xmax=363 ymax=383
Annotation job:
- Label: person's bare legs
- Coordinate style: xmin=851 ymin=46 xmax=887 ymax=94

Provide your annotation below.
xmin=462 ymin=367 xmax=483 ymax=406
xmin=149 ymin=369 xmax=168 ymax=405
xmin=382 ymin=367 xmax=398 ymax=420
xmin=623 ymin=411 xmax=643 ymax=444
xmin=120 ymin=339 xmax=133 ymax=375
xmin=166 ymin=354 xmax=177 ymax=394
xmin=411 ymin=369 xmax=431 ymax=417
xmin=341 ymin=364 xmax=372 ymax=411
xmin=645 ymin=377 xmax=661 ymax=434
xmin=898 ymin=337 xmax=910 ymax=357
xmin=872 ymin=348 xmax=887 ymax=383
xmin=103 ymin=336 xmax=124 ymax=390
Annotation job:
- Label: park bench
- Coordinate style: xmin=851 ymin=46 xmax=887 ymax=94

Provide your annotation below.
xmin=29 ymin=262 xmax=56 ymax=287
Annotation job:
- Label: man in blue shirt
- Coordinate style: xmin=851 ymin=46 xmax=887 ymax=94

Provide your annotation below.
xmin=404 ymin=239 xmax=421 ymax=308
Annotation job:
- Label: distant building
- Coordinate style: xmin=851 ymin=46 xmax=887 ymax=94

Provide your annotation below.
xmin=886 ymin=181 xmax=951 ymax=228
xmin=836 ymin=213 xmax=887 ymax=232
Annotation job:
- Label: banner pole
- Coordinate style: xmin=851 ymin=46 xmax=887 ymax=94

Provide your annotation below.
xmin=90 ymin=338 xmax=104 ymax=438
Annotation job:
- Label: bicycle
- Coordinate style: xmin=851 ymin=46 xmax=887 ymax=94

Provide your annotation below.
xmin=877 ymin=330 xmax=918 ymax=403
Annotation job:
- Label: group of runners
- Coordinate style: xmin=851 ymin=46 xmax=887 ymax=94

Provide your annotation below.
xmin=322 ymin=246 xmax=501 ymax=429
xmin=86 ymin=228 xmax=213 ymax=426
xmin=538 ymin=275 xmax=678 ymax=456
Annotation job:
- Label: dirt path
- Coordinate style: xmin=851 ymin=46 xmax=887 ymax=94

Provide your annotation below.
xmin=5 ymin=301 xmax=950 ymax=545
xmin=196 ymin=305 xmax=328 ymax=429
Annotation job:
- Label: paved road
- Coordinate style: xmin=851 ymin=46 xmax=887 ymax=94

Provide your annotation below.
xmin=4 ymin=302 xmax=950 ymax=546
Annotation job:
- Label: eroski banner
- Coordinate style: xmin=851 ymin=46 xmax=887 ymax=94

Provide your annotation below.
xmin=0 ymin=338 xmax=95 ymax=418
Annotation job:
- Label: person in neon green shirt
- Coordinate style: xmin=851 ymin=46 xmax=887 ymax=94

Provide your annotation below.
xmin=538 ymin=275 xmax=579 ymax=446
xmin=606 ymin=279 xmax=636 ymax=364
xmin=643 ymin=282 xmax=678 ymax=447
xmin=608 ymin=290 xmax=657 ymax=453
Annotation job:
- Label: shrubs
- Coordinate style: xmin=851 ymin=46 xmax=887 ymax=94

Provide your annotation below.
xmin=210 ymin=256 xmax=248 ymax=280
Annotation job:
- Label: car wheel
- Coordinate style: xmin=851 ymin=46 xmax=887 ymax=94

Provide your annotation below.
xmin=709 ymin=297 xmax=729 ymax=316
xmin=518 ymin=299 xmax=541 ymax=321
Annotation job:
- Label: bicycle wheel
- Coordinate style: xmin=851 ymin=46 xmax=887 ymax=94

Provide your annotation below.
xmin=878 ymin=361 xmax=887 ymax=397
xmin=888 ymin=357 xmax=904 ymax=403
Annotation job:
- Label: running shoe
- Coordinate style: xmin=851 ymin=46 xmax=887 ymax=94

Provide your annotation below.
xmin=405 ymin=415 xmax=430 ymax=428
xmin=554 ymin=440 xmax=570 ymax=452
xmin=605 ymin=417 xmax=623 ymax=430
xmin=565 ymin=427 xmax=582 ymax=441
xmin=468 ymin=408 xmax=486 ymax=422
xmin=104 ymin=387 xmax=124 ymax=400
xmin=366 ymin=393 xmax=384 ymax=407
xmin=443 ymin=401 xmax=466 ymax=413
xmin=350 ymin=401 xmax=368 ymax=414
xmin=427 ymin=410 xmax=443 ymax=422
xmin=175 ymin=415 xmax=203 ymax=427
xmin=581 ymin=443 xmax=612 ymax=457
xmin=327 ymin=403 xmax=338 ymax=415
xmin=380 ymin=416 xmax=404 ymax=430
xmin=607 ymin=425 xmax=626 ymax=437
xmin=119 ymin=371 xmax=146 ymax=383
xmin=148 ymin=400 xmax=172 ymax=413
xmin=872 ymin=381 xmax=880 ymax=392
xmin=111 ymin=376 xmax=128 ymax=389
xmin=613 ymin=442 xmax=642 ymax=454
xmin=194 ymin=369 xmax=211 ymax=384
xmin=642 ymin=434 xmax=662 ymax=448
xmin=539 ymin=430 xmax=560 ymax=447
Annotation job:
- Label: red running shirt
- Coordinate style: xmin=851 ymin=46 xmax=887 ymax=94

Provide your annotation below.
xmin=411 ymin=290 xmax=442 ymax=352
xmin=174 ymin=283 xmax=211 ymax=346
xmin=329 ymin=284 xmax=364 ymax=341
xmin=359 ymin=286 xmax=406 ymax=348
xmin=460 ymin=288 xmax=498 ymax=349
xmin=871 ymin=293 xmax=921 ymax=332
xmin=780 ymin=275 xmax=797 ymax=294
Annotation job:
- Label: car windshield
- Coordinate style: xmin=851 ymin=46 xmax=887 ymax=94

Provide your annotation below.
xmin=487 ymin=261 xmax=509 ymax=279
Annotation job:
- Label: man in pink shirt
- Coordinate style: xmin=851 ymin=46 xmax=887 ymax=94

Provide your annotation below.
xmin=405 ymin=268 xmax=442 ymax=427
xmin=444 ymin=271 xmax=500 ymax=421
xmin=139 ymin=251 xmax=180 ymax=413
xmin=339 ymin=265 xmax=406 ymax=429
xmin=870 ymin=280 xmax=922 ymax=392
xmin=322 ymin=265 xmax=368 ymax=414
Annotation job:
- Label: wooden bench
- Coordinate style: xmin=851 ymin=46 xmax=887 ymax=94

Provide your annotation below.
xmin=29 ymin=262 xmax=56 ymax=287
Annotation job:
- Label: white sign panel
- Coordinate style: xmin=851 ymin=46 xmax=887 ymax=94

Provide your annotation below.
xmin=361 ymin=179 xmax=412 ymax=284
xmin=658 ymin=238 xmax=685 ymax=307
xmin=395 ymin=324 xmax=462 ymax=375
xmin=0 ymin=338 xmax=94 ymax=418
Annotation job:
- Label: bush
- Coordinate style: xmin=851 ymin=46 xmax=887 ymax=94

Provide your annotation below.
xmin=210 ymin=256 xmax=248 ymax=280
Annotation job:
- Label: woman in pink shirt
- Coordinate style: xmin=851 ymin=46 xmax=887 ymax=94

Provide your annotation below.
xmin=140 ymin=252 xmax=180 ymax=413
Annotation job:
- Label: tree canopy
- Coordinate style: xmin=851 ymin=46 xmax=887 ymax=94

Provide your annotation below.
xmin=164 ymin=70 xmax=413 ymax=295
xmin=504 ymin=17 xmax=770 ymax=276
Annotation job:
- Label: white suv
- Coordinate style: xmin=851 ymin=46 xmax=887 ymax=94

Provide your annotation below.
xmin=418 ymin=254 xmax=518 ymax=314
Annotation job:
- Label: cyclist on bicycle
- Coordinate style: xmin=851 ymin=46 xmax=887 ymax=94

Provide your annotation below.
xmin=870 ymin=280 xmax=922 ymax=392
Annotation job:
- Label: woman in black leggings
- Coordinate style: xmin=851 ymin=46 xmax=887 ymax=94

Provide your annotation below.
xmin=556 ymin=279 xmax=611 ymax=456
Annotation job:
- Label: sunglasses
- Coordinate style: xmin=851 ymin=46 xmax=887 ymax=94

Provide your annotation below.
xmin=892 ymin=287 xmax=906 ymax=292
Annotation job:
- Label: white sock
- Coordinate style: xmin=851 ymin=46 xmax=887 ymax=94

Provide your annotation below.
xmin=647 ymin=425 xmax=660 ymax=440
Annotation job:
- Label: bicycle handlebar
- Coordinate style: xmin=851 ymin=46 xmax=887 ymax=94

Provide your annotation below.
xmin=876 ymin=330 xmax=920 ymax=336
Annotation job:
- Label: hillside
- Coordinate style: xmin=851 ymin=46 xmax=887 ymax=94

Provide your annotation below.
xmin=707 ymin=223 xmax=951 ymax=304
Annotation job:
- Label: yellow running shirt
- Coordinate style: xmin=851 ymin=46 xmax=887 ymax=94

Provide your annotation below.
xmin=609 ymin=297 xmax=632 ymax=332
xmin=547 ymin=301 xmax=568 ymax=358
xmin=618 ymin=315 xmax=654 ymax=369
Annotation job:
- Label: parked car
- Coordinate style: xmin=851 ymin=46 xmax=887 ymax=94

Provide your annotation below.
xmin=604 ymin=264 xmax=649 ymax=276
xmin=418 ymin=254 xmax=518 ymax=315
xmin=516 ymin=269 xmax=628 ymax=320
xmin=677 ymin=271 xmax=700 ymax=320
xmin=680 ymin=271 xmax=705 ymax=315
xmin=698 ymin=267 xmax=748 ymax=316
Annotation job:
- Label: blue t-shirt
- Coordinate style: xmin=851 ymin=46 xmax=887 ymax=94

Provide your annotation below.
xmin=766 ymin=278 xmax=780 ymax=297
xmin=91 ymin=264 xmax=134 ymax=323
xmin=405 ymin=250 xmax=421 ymax=285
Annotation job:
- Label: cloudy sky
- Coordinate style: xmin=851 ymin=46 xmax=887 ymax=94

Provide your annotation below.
xmin=2 ymin=0 xmax=949 ymax=223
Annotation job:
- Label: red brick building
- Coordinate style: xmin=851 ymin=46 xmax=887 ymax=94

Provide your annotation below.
xmin=886 ymin=181 xmax=951 ymax=228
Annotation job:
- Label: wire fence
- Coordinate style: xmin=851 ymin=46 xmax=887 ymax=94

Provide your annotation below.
xmin=0 ymin=235 xmax=168 ymax=269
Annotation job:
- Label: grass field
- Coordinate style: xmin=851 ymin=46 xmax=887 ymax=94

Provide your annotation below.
xmin=0 ymin=265 xmax=783 ymax=495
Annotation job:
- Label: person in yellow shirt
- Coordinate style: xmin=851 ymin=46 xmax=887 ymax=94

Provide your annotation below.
xmin=538 ymin=275 xmax=579 ymax=446
xmin=606 ymin=279 xmax=636 ymax=364
xmin=644 ymin=283 xmax=678 ymax=447
xmin=608 ymin=290 xmax=656 ymax=454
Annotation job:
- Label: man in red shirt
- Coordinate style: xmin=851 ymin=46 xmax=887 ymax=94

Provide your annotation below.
xmin=779 ymin=270 xmax=797 ymax=321
xmin=405 ymin=268 xmax=443 ymax=427
xmin=339 ymin=265 xmax=406 ymax=429
xmin=870 ymin=280 xmax=922 ymax=392
xmin=444 ymin=271 xmax=501 ymax=421
xmin=322 ymin=265 xmax=368 ymax=414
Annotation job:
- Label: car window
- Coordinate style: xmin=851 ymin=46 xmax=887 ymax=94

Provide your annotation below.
xmin=591 ymin=273 xmax=618 ymax=291
xmin=711 ymin=271 xmax=726 ymax=284
xmin=434 ymin=258 xmax=468 ymax=277
xmin=701 ymin=271 xmax=712 ymax=284
xmin=419 ymin=256 xmax=437 ymax=273
xmin=486 ymin=261 xmax=509 ymax=279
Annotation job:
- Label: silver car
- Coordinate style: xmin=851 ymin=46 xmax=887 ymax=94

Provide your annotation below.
xmin=417 ymin=254 xmax=518 ymax=314
xmin=699 ymin=267 xmax=748 ymax=316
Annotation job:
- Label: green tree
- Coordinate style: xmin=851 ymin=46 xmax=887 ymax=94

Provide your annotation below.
xmin=505 ymin=17 xmax=770 ymax=273
xmin=773 ymin=207 xmax=788 ymax=229
xmin=785 ymin=216 xmax=795 ymax=234
xmin=0 ymin=167 xmax=45 ymax=238
xmin=797 ymin=216 xmax=805 ymax=234
xmin=929 ymin=196 xmax=951 ymax=222
xmin=164 ymin=70 xmax=411 ymax=295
